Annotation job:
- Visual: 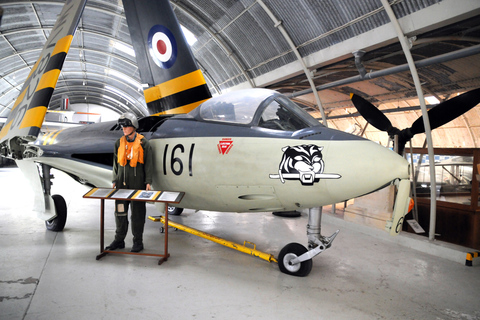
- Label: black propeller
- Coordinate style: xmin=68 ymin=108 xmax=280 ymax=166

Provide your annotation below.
xmin=350 ymin=88 xmax=480 ymax=154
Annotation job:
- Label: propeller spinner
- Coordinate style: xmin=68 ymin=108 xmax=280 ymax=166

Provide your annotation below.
xmin=350 ymin=88 xmax=480 ymax=154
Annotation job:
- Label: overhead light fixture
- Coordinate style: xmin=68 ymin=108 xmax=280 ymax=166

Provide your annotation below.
xmin=425 ymin=96 xmax=440 ymax=105
xmin=110 ymin=40 xmax=136 ymax=57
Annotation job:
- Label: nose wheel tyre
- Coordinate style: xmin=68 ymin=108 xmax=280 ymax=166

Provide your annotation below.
xmin=45 ymin=194 xmax=67 ymax=232
xmin=168 ymin=206 xmax=183 ymax=216
xmin=278 ymin=242 xmax=312 ymax=277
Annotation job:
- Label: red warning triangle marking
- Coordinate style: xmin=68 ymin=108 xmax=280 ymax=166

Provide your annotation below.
xmin=218 ymin=139 xmax=233 ymax=155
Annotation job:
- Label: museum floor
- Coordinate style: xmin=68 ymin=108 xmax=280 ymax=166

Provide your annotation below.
xmin=1 ymin=165 xmax=479 ymax=320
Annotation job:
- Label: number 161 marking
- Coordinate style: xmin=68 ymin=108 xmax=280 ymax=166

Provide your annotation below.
xmin=163 ymin=143 xmax=195 ymax=176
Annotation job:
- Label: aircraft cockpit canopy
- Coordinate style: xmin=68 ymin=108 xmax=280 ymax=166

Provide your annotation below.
xmin=193 ymin=88 xmax=322 ymax=131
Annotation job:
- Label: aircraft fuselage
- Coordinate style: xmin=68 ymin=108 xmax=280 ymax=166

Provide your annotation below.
xmin=34 ymin=89 xmax=410 ymax=213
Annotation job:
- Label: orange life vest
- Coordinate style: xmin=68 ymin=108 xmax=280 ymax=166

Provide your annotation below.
xmin=117 ymin=133 xmax=144 ymax=167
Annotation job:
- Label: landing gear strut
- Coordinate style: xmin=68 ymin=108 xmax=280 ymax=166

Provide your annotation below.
xmin=40 ymin=164 xmax=67 ymax=231
xmin=278 ymin=207 xmax=339 ymax=277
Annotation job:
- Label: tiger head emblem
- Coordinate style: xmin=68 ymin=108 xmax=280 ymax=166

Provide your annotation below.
xmin=269 ymin=144 xmax=341 ymax=185
xmin=277 ymin=144 xmax=325 ymax=185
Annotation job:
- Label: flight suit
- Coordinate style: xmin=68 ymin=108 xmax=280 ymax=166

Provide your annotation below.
xmin=112 ymin=133 xmax=153 ymax=245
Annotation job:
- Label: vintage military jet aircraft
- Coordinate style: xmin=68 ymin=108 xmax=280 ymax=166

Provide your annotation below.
xmin=2 ymin=0 xmax=476 ymax=276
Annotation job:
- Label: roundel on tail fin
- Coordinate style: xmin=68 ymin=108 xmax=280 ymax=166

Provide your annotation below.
xmin=148 ymin=25 xmax=177 ymax=69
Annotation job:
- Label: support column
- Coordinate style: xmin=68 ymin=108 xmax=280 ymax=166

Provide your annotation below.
xmin=380 ymin=0 xmax=437 ymax=240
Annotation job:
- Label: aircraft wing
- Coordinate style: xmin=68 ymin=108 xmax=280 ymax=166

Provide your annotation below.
xmin=0 ymin=0 xmax=87 ymax=160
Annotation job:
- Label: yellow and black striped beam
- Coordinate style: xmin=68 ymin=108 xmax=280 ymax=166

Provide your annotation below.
xmin=0 ymin=0 xmax=86 ymax=155
xmin=4 ymin=38 xmax=71 ymax=139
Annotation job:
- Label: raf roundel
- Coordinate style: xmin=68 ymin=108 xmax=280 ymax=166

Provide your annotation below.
xmin=148 ymin=25 xmax=177 ymax=69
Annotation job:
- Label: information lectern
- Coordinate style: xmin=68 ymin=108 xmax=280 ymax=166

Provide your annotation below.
xmin=83 ymin=188 xmax=184 ymax=265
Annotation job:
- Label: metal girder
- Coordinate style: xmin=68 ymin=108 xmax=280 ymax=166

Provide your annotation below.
xmin=256 ymin=0 xmax=327 ymax=126
xmin=380 ymin=0 xmax=436 ymax=240
xmin=172 ymin=1 xmax=255 ymax=90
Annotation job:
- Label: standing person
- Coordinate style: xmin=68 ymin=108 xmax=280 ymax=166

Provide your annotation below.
xmin=107 ymin=112 xmax=153 ymax=253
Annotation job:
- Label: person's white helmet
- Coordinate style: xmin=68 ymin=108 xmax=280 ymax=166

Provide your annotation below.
xmin=118 ymin=112 xmax=139 ymax=129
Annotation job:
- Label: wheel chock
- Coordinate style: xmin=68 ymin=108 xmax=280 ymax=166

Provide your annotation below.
xmin=149 ymin=215 xmax=278 ymax=263
xmin=466 ymin=251 xmax=479 ymax=266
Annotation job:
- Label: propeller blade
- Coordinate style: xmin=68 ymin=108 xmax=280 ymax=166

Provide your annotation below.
xmin=410 ymin=88 xmax=480 ymax=135
xmin=350 ymin=93 xmax=393 ymax=132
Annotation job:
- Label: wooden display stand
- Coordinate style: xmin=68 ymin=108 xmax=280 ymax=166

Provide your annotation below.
xmin=83 ymin=188 xmax=184 ymax=265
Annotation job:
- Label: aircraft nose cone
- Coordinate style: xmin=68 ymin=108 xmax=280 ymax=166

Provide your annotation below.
xmin=324 ymin=140 xmax=409 ymax=202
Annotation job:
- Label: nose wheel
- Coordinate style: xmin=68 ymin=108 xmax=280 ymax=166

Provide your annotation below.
xmin=45 ymin=194 xmax=67 ymax=231
xmin=278 ymin=229 xmax=340 ymax=277
xmin=167 ymin=205 xmax=183 ymax=216
xmin=278 ymin=243 xmax=313 ymax=277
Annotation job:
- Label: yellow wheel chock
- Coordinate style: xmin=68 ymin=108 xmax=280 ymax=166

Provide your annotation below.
xmin=466 ymin=251 xmax=480 ymax=266
xmin=149 ymin=215 xmax=278 ymax=263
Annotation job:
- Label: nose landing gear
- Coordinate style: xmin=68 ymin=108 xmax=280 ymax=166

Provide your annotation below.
xmin=278 ymin=207 xmax=339 ymax=277
xmin=45 ymin=194 xmax=67 ymax=231
xmin=278 ymin=242 xmax=312 ymax=276
xmin=40 ymin=164 xmax=67 ymax=231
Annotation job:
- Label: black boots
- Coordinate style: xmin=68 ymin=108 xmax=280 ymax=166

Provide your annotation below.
xmin=131 ymin=242 xmax=144 ymax=253
xmin=105 ymin=240 xmax=125 ymax=250
xmin=105 ymin=240 xmax=143 ymax=252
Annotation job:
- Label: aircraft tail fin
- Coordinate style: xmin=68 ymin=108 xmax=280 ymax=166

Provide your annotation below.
xmin=0 ymin=0 xmax=87 ymax=159
xmin=122 ymin=0 xmax=212 ymax=115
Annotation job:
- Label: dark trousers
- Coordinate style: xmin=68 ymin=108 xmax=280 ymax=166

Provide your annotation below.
xmin=114 ymin=200 xmax=146 ymax=244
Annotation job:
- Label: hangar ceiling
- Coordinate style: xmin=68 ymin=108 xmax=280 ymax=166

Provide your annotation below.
xmin=0 ymin=0 xmax=480 ymax=148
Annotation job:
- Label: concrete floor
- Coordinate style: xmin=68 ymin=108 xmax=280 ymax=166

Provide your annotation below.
xmin=1 ymin=165 xmax=480 ymax=320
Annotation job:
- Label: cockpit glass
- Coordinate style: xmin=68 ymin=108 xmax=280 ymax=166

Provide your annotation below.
xmin=197 ymin=89 xmax=322 ymax=130
xmin=199 ymin=90 xmax=269 ymax=124
xmin=258 ymin=96 xmax=321 ymax=131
